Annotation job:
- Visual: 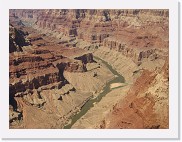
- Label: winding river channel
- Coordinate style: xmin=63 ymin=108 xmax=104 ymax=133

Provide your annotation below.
xmin=64 ymin=56 xmax=125 ymax=129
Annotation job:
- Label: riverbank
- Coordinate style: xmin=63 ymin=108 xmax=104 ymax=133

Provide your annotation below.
xmin=63 ymin=56 xmax=125 ymax=128
xmin=93 ymin=48 xmax=139 ymax=84
xmin=72 ymin=85 xmax=131 ymax=128
xmin=110 ymin=83 xmax=126 ymax=89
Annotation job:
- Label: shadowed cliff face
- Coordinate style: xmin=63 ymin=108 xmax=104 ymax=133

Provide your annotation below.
xmin=9 ymin=22 xmax=98 ymax=128
xmin=9 ymin=9 xmax=169 ymax=129
xmin=10 ymin=9 xmax=168 ymax=64
xmin=9 ymin=24 xmax=29 ymax=53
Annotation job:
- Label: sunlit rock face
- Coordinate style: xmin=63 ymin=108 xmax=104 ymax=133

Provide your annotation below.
xmin=9 ymin=9 xmax=169 ymax=129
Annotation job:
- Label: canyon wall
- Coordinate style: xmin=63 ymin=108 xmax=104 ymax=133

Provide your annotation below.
xmin=9 ymin=24 xmax=28 ymax=53
xmin=101 ymin=58 xmax=169 ymax=129
xmin=9 ymin=9 xmax=169 ymax=129
xmin=9 ymin=23 xmax=114 ymax=128
xmin=10 ymin=9 xmax=168 ymax=66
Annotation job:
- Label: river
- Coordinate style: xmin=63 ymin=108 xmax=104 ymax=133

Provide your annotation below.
xmin=64 ymin=56 xmax=125 ymax=129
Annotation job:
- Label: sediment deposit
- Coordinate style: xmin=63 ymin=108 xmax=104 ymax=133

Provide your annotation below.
xmin=9 ymin=9 xmax=169 ymax=129
xmin=9 ymin=23 xmax=114 ymax=129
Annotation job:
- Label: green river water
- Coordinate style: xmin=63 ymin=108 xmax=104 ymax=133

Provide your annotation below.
xmin=19 ymin=21 xmax=126 ymax=129
xmin=64 ymin=56 xmax=125 ymax=129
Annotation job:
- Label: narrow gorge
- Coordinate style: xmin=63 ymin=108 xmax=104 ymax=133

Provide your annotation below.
xmin=9 ymin=9 xmax=169 ymax=129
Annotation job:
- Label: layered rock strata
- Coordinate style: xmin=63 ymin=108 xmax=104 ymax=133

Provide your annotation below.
xmin=9 ymin=23 xmax=114 ymax=129
xmin=9 ymin=9 xmax=169 ymax=129
xmin=101 ymin=58 xmax=169 ymax=129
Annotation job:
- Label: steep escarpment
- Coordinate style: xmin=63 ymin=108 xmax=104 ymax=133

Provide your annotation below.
xmin=9 ymin=24 xmax=29 ymax=53
xmin=9 ymin=23 xmax=114 ymax=129
xmin=10 ymin=10 xmax=168 ymax=63
xmin=11 ymin=9 xmax=168 ymax=68
xmin=9 ymin=9 xmax=169 ymax=129
xmin=99 ymin=58 xmax=169 ymax=129
xmin=10 ymin=10 xmax=168 ymax=40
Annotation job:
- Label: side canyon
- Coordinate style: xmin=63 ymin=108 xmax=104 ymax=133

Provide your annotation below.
xmin=9 ymin=9 xmax=169 ymax=129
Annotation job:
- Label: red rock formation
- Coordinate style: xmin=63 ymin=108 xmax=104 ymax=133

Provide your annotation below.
xmin=101 ymin=59 xmax=169 ymax=129
xmin=9 ymin=9 xmax=169 ymax=129
xmin=9 ymin=23 xmax=95 ymax=128
xmin=9 ymin=24 xmax=28 ymax=53
xmin=9 ymin=9 xmax=168 ymax=65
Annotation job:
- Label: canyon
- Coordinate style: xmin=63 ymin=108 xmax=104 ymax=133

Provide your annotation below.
xmin=9 ymin=9 xmax=169 ymax=129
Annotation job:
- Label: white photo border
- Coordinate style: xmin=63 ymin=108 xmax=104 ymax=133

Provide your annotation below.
xmin=0 ymin=0 xmax=179 ymax=139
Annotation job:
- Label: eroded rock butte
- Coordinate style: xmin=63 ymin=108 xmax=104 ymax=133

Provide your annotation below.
xmin=9 ymin=9 xmax=169 ymax=129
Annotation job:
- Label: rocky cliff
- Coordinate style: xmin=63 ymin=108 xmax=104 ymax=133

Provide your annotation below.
xmin=10 ymin=9 xmax=168 ymax=65
xmin=100 ymin=58 xmax=169 ymax=129
xmin=9 ymin=22 xmax=111 ymax=128
xmin=9 ymin=24 xmax=28 ymax=53
xmin=9 ymin=9 xmax=169 ymax=129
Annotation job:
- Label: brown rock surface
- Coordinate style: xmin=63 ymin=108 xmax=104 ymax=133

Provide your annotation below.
xmin=101 ymin=59 xmax=169 ymax=129
xmin=9 ymin=24 xmax=28 ymax=53
xmin=9 ymin=23 xmax=113 ymax=129
xmin=9 ymin=9 xmax=169 ymax=129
